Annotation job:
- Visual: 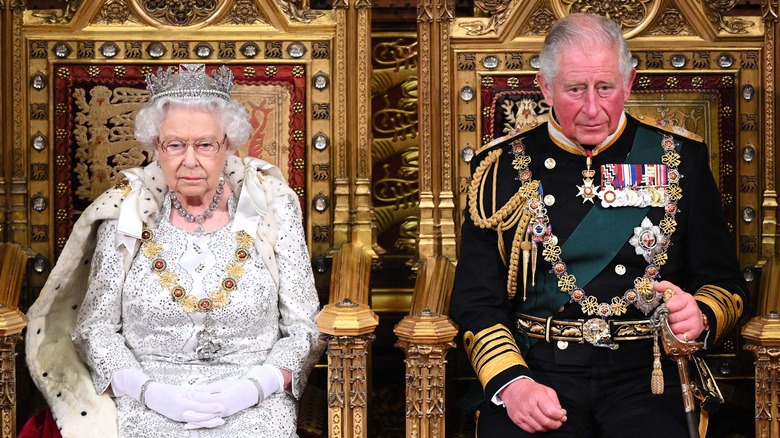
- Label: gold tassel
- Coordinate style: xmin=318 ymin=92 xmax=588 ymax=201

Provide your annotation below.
xmin=699 ymin=410 xmax=709 ymax=438
xmin=651 ymin=331 xmax=664 ymax=394
xmin=521 ymin=240 xmax=531 ymax=301
xmin=531 ymin=242 xmax=538 ymax=287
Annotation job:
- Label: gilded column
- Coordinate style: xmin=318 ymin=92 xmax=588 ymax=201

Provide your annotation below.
xmin=417 ymin=0 xmax=457 ymax=259
xmin=317 ymin=301 xmax=379 ymax=438
xmin=0 ymin=243 xmax=29 ymax=437
xmin=435 ymin=0 xmax=457 ymax=259
xmin=395 ymin=310 xmax=457 ymax=438
xmin=762 ymin=0 xmax=778 ymax=259
xmin=417 ymin=0 xmax=437 ymax=258
xmin=316 ymin=242 xmax=378 ymax=438
xmin=5 ymin=1 xmax=27 ymax=246
xmin=394 ymin=255 xmax=458 ymax=438
xmin=742 ymin=311 xmax=780 ymax=438
xmin=331 ymin=0 xmax=352 ymax=247
xmin=331 ymin=0 xmax=375 ymax=251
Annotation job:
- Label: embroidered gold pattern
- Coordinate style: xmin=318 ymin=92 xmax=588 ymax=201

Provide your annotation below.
xmin=464 ymin=324 xmax=527 ymax=388
xmin=694 ymin=285 xmax=744 ymax=338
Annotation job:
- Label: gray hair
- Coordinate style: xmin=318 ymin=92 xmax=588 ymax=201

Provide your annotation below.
xmin=134 ymin=96 xmax=252 ymax=153
xmin=538 ymin=13 xmax=633 ymax=89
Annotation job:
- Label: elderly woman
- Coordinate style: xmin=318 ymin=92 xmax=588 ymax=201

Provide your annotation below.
xmin=25 ymin=64 xmax=323 ymax=437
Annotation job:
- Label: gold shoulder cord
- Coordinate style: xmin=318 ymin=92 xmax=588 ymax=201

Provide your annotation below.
xmin=467 ymin=148 xmax=538 ymax=300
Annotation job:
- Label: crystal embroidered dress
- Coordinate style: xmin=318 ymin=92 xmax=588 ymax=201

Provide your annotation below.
xmin=73 ymin=181 xmax=321 ymax=438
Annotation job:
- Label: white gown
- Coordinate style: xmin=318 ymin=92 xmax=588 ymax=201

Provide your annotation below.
xmin=72 ymin=192 xmax=322 ymax=438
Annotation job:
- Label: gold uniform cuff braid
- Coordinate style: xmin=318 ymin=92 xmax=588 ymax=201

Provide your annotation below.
xmin=139 ymin=379 xmax=154 ymax=408
xmin=464 ymin=324 xmax=527 ymax=389
xmin=246 ymin=377 xmax=264 ymax=405
xmin=694 ymin=284 xmax=744 ymax=339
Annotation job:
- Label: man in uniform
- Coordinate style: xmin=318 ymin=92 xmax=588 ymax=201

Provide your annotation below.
xmin=450 ymin=13 xmax=746 ymax=437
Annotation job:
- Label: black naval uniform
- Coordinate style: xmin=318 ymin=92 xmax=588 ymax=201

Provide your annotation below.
xmin=450 ymin=114 xmax=746 ymax=437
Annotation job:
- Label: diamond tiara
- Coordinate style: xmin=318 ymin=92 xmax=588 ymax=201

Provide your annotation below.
xmin=145 ymin=64 xmax=234 ymax=102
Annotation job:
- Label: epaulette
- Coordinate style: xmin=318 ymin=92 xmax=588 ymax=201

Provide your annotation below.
xmin=635 ymin=114 xmax=703 ymax=143
xmin=475 ymin=122 xmax=541 ymax=156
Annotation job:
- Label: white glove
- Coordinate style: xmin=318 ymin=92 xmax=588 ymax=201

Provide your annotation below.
xmin=111 ymin=368 xmax=225 ymax=427
xmin=192 ymin=364 xmax=284 ymax=418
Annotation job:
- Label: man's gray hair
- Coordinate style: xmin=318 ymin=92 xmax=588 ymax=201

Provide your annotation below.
xmin=538 ymin=13 xmax=634 ymax=89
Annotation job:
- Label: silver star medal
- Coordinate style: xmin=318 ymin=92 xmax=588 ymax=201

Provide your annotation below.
xmin=629 ymin=217 xmax=667 ymax=263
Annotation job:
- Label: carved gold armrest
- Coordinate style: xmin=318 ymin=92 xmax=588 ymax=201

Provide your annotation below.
xmin=315 ymin=242 xmax=378 ymax=438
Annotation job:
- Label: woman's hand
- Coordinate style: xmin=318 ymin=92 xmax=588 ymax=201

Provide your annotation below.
xmin=111 ymin=368 xmax=225 ymax=427
xmin=143 ymin=382 xmax=225 ymax=426
xmin=191 ymin=364 xmax=284 ymax=418
xmin=190 ymin=379 xmax=260 ymax=418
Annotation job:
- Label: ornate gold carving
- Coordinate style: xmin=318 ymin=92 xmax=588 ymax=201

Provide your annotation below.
xmin=457 ymin=53 xmax=476 ymax=71
xmin=373 ymin=79 xmax=417 ymax=141
xmin=30 ymin=164 xmax=47 ymax=181
xmin=743 ymin=313 xmax=780 ymax=436
xmin=395 ymin=272 xmax=458 ymax=437
xmin=31 ymin=0 xmax=82 ymax=24
xmin=142 ymin=0 xmax=218 ymax=26
xmin=276 ymin=0 xmax=325 ymax=23
xmin=646 ymin=4 xmax=694 ymax=36
xmin=94 ymin=0 xmax=138 ymax=25
xmin=225 ymin=0 xmax=267 ymax=25
xmin=741 ymin=114 xmax=758 ymax=131
xmin=313 ymin=225 xmax=330 ymax=243
xmin=29 ymin=42 xmax=47 ymax=59
xmin=396 ymin=340 xmax=453 ymax=437
xmin=525 ymin=5 xmax=556 ymax=36
xmin=77 ymin=41 xmax=95 ymax=58
xmin=125 ymin=42 xmax=143 ymax=58
xmin=30 ymin=104 xmax=46 ymax=120
xmin=323 ymin=334 xmax=375 ymax=438
xmin=560 ymin=0 xmax=652 ymax=29
xmin=373 ymin=40 xmax=418 ymax=70
xmin=459 ymin=0 xmax=513 ymax=35
xmin=312 ymin=103 xmax=330 ymax=120
xmin=0 ymin=335 xmax=20 ymax=410
xmin=12 ymin=8 xmax=24 ymax=182
xmin=692 ymin=52 xmax=710 ymax=69
xmin=741 ymin=51 xmax=759 ymax=68
xmin=317 ymin=281 xmax=378 ymax=437
xmin=704 ymin=0 xmax=755 ymax=34
xmin=314 ymin=163 xmax=330 ymax=180
xmin=457 ymin=114 xmax=477 ymax=132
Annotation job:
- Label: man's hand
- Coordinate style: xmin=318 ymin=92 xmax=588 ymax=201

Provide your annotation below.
xmin=654 ymin=280 xmax=705 ymax=341
xmin=499 ymin=378 xmax=567 ymax=433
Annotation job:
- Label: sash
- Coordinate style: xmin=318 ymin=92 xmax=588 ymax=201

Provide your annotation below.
xmin=517 ymin=125 xmax=677 ymax=318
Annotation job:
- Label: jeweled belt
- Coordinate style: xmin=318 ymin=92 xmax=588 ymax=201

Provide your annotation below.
xmin=515 ymin=313 xmax=655 ymax=350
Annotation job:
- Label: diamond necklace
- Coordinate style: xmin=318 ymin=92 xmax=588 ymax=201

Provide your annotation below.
xmin=170 ymin=176 xmax=225 ymax=232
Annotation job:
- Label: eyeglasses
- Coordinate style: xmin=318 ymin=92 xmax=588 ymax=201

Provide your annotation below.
xmin=157 ymin=135 xmax=227 ymax=157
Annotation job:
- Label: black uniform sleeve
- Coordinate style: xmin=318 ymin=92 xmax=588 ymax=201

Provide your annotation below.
xmin=676 ymin=138 xmax=747 ymax=343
